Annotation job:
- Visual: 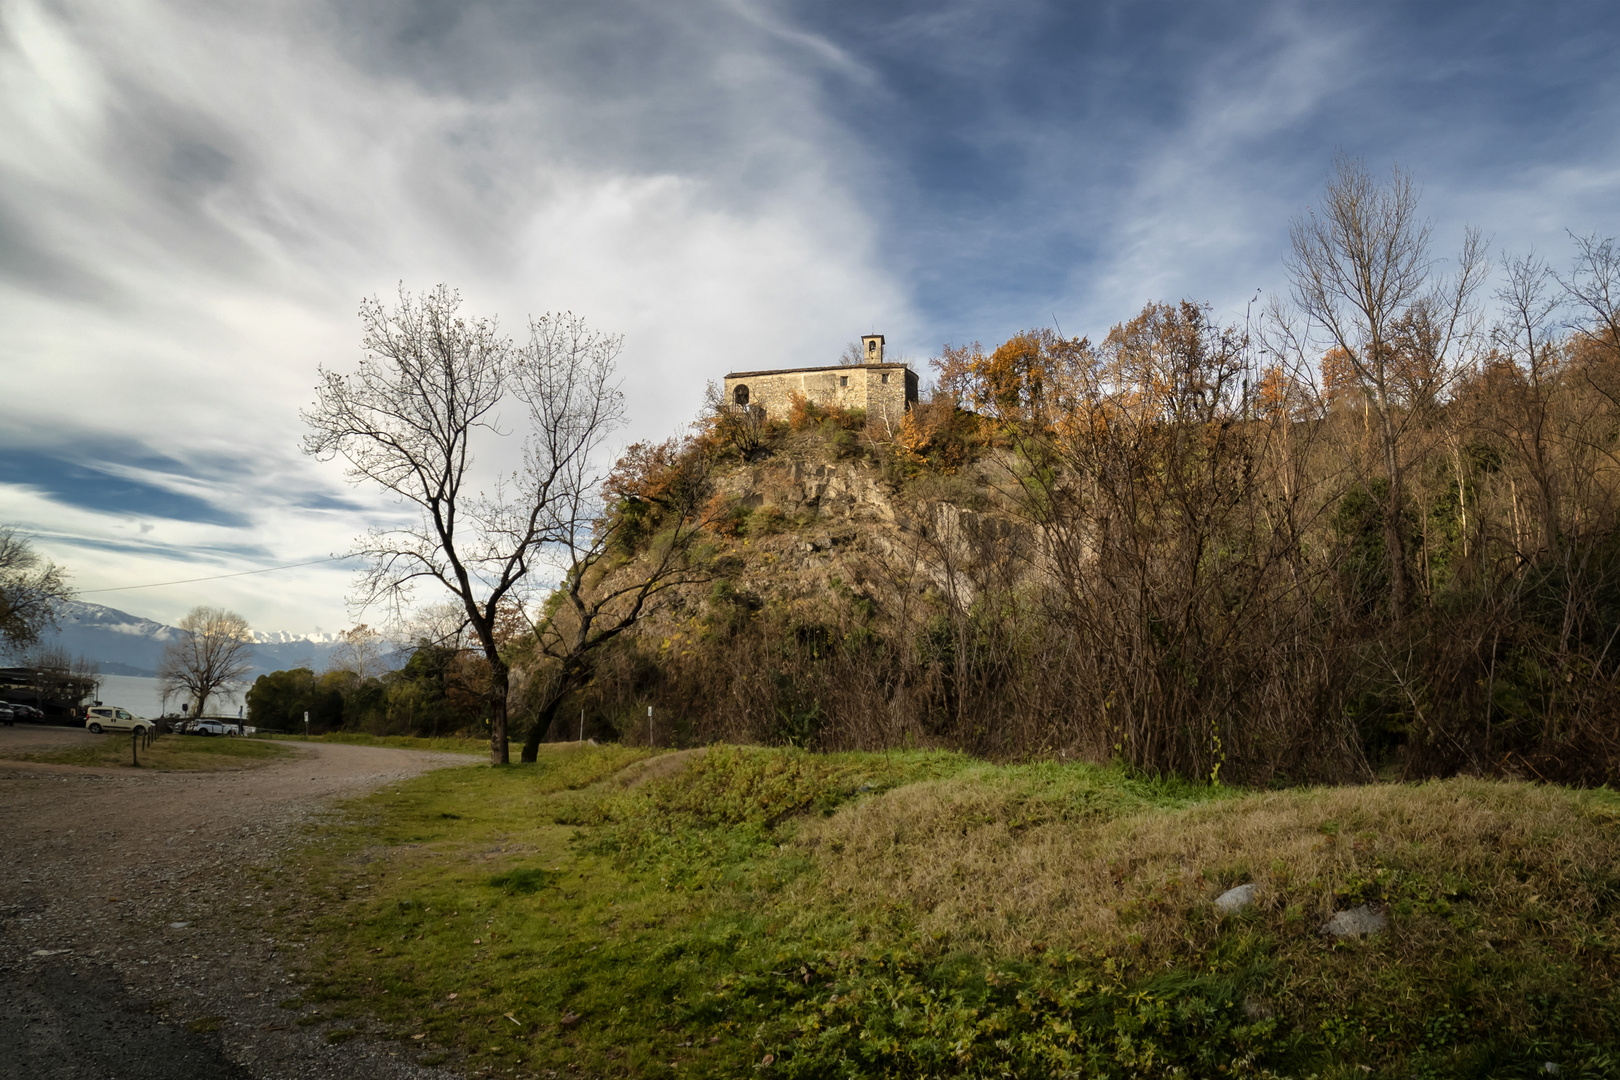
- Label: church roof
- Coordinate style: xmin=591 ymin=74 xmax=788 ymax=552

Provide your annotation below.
xmin=724 ymin=362 xmax=915 ymax=379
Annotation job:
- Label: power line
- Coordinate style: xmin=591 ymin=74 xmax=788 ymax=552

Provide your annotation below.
xmin=77 ymin=556 xmax=352 ymax=594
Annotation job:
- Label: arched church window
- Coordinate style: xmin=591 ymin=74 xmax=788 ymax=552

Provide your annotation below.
xmin=733 ymin=384 xmax=749 ymax=406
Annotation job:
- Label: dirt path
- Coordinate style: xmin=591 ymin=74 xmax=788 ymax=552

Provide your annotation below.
xmin=0 ymin=733 xmax=475 ymax=1080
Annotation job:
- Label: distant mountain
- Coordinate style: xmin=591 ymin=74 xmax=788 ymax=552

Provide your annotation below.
xmin=39 ymin=601 xmax=360 ymax=678
xmin=253 ymin=628 xmax=343 ymax=645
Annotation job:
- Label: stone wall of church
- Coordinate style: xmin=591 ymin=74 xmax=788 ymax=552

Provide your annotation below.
xmin=724 ymin=364 xmax=918 ymax=426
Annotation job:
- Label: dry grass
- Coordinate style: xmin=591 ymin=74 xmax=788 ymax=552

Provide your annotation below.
xmin=802 ymin=771 xmax=1620 ymax=953
xmin=4 ymin=733 xmax=293 ymax=771
xmin=607 ymin=745 xmax=707 ymax=789
xmin=798 ymin=768 xmax=1620 ymax=1043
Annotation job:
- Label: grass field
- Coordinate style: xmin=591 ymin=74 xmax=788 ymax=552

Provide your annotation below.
xmin=261 ymin=732 xmax=489 ymax=755
xmin=7 ymin=733 xmax=293 ymax=770
xmin=276 ymin=745 xmax=1620 ymax=1079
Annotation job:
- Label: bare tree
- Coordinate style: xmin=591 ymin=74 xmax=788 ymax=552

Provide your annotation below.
xmin=703 ymin=380 xmax=767 ymax=457
xmin=1283 ymin=156 xmax=1486 ymax=622
xmin=0 ymin=527 xmax=72 ymax=656
xmin=327 ymin=623 xmax=390 ymax=682
xmin=1559 ymin=232 xmax=1620 ymax=353
xmin=1488 ymin=251 xmax=1566 ymax=552
xmin=26 ymin=644 xmax=100 ymax=711
xmin=303 ymin=284 xmax=625 ymax=764
xmin=158 ymin=606 xmax=255 ymax=719
xmin=516 ymin=442 xmax=713 ymax=760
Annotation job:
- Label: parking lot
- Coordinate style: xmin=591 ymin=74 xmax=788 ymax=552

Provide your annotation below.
xmin=0 ymin=724 xmax=99 ymax=755
xmin=0 ymin=737 xmax=470 ymax=1079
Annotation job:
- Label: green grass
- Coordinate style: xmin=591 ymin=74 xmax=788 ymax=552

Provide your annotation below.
xmin=260 ymin=731 xmax=489 ymax=754
xmin=4 ymin=733 xmax=293 ymax=770
xmin=277 ymin=744 xmax=1620 ymax=1079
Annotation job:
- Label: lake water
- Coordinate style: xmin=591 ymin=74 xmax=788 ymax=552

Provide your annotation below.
xmin=91 ymin=674 xmax=245 ymax=721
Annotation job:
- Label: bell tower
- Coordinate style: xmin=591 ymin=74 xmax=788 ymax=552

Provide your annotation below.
xmin=861 ymin=333 xmax=885 ymax=365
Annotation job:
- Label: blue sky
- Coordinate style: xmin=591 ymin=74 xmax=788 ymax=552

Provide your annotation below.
xmin=2 ymin=0 xmax=1618 ymax=634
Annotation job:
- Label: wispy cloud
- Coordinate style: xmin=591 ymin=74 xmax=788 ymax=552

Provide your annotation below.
xmin=0 ymin=0 xmax=905 ymax=631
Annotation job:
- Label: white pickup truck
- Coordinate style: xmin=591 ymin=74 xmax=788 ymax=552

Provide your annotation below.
xmin=83 ymin=706 xmax=155 ymax=735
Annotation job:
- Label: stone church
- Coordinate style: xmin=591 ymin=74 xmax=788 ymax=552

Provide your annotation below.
xmin=724 ymin=334 xmax=919 ymax=427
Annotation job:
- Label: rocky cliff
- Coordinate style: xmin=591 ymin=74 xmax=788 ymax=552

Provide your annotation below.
xmin=683 ymin=431 xmax=1040 ymax=626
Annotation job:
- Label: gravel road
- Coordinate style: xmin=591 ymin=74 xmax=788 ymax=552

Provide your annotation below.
xmin=0 ymin=731 xmax=475 ymax=1080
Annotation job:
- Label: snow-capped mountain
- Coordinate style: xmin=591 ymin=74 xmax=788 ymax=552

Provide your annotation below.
xmin=39 ymin=601 xmax=354 ymax=678
xmin=252 ymin=628 xmax=343 ymax=646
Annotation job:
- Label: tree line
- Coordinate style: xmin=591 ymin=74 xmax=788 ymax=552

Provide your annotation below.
xmin=245 ymin=624 xmax=501 ymax=735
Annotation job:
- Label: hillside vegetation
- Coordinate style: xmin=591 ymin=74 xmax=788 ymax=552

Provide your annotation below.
xmin=280 ymin=745 xmax=1620 ymax=1078
xmin=525 ymin=298 xmax=1620 ymax=786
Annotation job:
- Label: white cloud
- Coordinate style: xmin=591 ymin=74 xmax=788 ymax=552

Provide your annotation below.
xmin=0 ymin=0 xmax=910 ymax=634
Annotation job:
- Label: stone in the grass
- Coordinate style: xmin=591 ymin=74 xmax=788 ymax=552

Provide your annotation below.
xmin=1320 ymin=904 xmax=1387 ymax=937
xmin=1214 ymin=883 xmax=1257 ymax=913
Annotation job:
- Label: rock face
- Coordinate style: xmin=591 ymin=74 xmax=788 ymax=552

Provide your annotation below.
xmin=697 ymin=442 xmax=1039 ymax=618
xmin=1214 ymin=883 xmax=1258 ymax=913
xmin=1320 ymin=904 xmax=1387 ymax=938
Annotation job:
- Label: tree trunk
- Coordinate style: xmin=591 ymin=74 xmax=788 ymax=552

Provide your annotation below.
xmin=1376 ymin=405 xmax=1411 ymax=624
xmin=520 ymin=688 xmax=568 ymax=763
xmin=195 ymin=691 xmax=210 ymax=720
xmin=1383 ymin=473 xmax=1410 ymax=624
xmin=488 ymin=655 xmax=510 ymax=765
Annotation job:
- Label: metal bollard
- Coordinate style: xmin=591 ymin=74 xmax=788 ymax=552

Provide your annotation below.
xmin=132 ymin=727 xmax=140 ymax=767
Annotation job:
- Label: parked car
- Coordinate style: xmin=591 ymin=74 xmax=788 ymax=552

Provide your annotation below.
xmin=12 ymin=704 xmax=44 ymax=721
xmin=187 ymin=719 xmax=233 ymax=736
xmin=83 ymin=706 xmax=155 ymax=735
xmin=0 ymin=704 xmax=14 ymax=725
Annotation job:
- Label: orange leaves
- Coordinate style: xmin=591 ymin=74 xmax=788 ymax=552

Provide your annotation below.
xmin=605 ymin=438 xmax=686 ymax=507
xmin=1256 ymin=366 xmax=1291 ymax=423
xmin=894 ymin=407 xmax=932 ymax=463
xmin=932 ymin=341 xmax=985 ymax=404
xmin=1098 ymin=301 xmax=1238 ymax=423
xmin=931 ymin=329 xmax=1071 ymax=420
xmin=788 ymin=390 xmax=864 ymax=433
xmin=701 ymin=492 xmax=745 ymax=537
xmin=788 ymin=391 xmax=815 ymax=431
xmin=984 ymin=330 xmax=1055 ymax=413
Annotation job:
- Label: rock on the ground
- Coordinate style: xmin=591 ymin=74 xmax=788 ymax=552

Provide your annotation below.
xmin=1214 ymin=883 xmax=1257 ymax=913
xmin=1320 ymin=904 xmax=1387 ymax=938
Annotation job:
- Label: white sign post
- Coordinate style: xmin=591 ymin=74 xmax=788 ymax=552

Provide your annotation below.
xmin=647 ymin=705 xmax=653 ymax=748
xmin=304 ymin=711 xmax=309 ymax=737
